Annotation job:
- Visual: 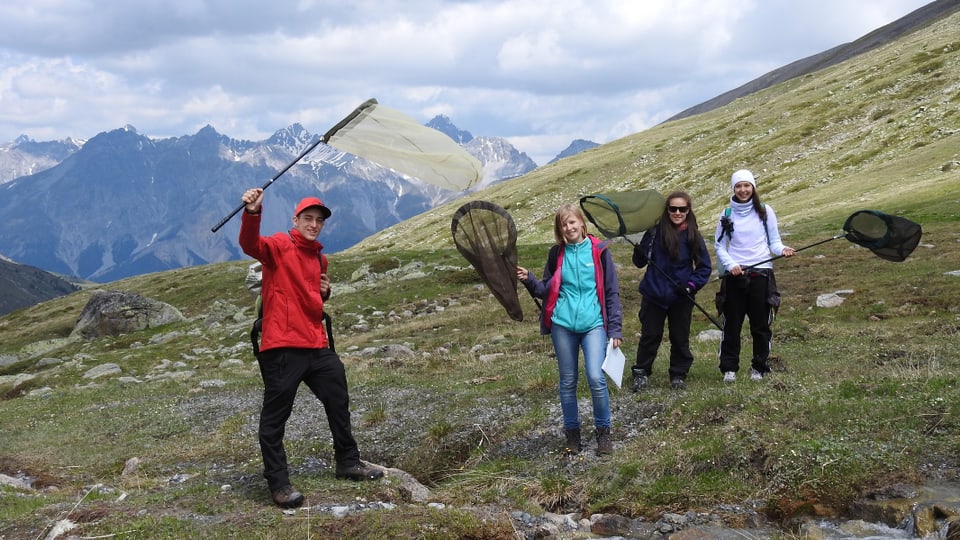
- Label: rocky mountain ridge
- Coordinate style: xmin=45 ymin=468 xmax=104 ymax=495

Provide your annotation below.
xmin=0 ymin=135 xmax=83 ymax=185
xmin=0 ymin=117 xmax=553 ymax=287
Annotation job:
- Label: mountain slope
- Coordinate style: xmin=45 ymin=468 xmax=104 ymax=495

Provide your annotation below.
xmin=666 ymin=0 xmax=960 ymax=122
xmin=1 ymin=1 xmax=955 ymax=288
xmin=465 ymin=136 xmax=537 ymax=186
xmin=0 ymin=258 xmax=79 ymax=316
xmin=347 ymin=6 xmax=960 ymax=255
xmin=548 ymin=139 xmax=600 ymax=164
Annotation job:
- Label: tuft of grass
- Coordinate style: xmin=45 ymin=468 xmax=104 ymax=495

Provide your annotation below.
xmin=533 ymin=472 xmax=579 ymax=512
xmin=363 ymin=401 xmax=389 ymax=426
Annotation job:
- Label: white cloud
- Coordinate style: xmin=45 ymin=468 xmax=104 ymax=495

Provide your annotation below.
xmin=0 ymin=0 xmax=935 ymax=165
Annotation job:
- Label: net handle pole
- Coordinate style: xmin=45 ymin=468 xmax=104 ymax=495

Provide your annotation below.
xmin=580 ymin=197 xmax=719 ymax=329
xmin=742 ymin=234 xmax=843 ymax=271
xmin=502 ymin=253 xmax=542 ymax=311
xmin=650 ymin=258 xmax=723 ymax=330
xmin=210 ymin=99 xmax=376 ymax=233
xmin=210 ymin=135 xmax=327 ymax=233
xmin=620 ymin=236 xmax=723 ymax=331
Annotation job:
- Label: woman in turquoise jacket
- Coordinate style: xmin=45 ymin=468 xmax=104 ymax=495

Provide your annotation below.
xmin=517 ymin=204 xmax=623 ymax=456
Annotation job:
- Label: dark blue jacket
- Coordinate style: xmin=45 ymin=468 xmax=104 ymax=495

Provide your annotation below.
xmin=633 ymin=227 xmax=712 ymax=310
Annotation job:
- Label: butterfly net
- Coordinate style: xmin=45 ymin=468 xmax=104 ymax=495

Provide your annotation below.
xmin=579 ymin=190 xmax=666 ymax=238
xmin=842 ymin=210 xmax=922 ymax=262
xmin=451 ymin=200 xmax=524 ymax=321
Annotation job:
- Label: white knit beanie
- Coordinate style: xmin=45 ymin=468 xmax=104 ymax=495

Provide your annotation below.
xmin=731 ymin=169 xmax=756 ymax=191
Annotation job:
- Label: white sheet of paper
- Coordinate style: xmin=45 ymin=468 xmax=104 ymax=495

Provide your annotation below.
xmin=602 ymin=339 xmax=625 ymax=388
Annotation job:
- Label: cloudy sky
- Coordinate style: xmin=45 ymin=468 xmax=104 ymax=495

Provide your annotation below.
xmin=0 ymin=0 xmax=933 ymax=165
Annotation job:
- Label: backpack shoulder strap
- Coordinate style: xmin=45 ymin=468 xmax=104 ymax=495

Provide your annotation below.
xmin=317 ymin=251 xmax=335 ymax=352
xmin=646 ymin=224 xmax=659 ymax=261
xmin=250 ymin=308 xmax=263 ymax=359
xmin=547 ymin=244 xmax=561 ymax=274
xmin=718 ymin=207 xmax=732 ymax=243
xmin=719 ymin=206 xmax=771 ymax=246
xmin=761 ymin=204 xmax=771 ymax=246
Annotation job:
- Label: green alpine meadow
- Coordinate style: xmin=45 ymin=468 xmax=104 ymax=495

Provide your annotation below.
xmin=2 ymin=10 xmax=959 ymax=540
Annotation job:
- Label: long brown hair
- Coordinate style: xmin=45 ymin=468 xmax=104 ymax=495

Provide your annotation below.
xmin=752 ymin=191 xmax=767 ymax=221
xmin=658 ymin=191 xmax=704 ymax=265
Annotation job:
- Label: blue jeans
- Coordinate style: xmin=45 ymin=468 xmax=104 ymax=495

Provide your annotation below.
xmin=550 ymin=324 xmax=611 ymax=430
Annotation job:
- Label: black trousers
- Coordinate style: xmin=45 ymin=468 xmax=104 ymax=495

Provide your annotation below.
xmin=634 ymin=296 xmax=695 ymax=379
xmin=718 ymin=274 xmax=774 ymax=374
xmin=257 ymin=347 xmax=360 ymax=491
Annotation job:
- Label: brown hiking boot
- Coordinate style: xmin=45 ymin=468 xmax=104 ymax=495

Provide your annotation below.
xmin=335 ymin=461 xmax=384 ymax=481
xmin=563 ymin=428 xmax=582 ymax=454
xmin=596 ymin=427 xmax=613 ymax=455
xmin=270 ymin=485 xmax=304 ymax=508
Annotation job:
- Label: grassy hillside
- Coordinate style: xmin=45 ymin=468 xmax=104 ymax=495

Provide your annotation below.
xmin=1 ymin=10 xmax=959 ymax=540
xmin=348 ymin=10 xmax=959 ymax=255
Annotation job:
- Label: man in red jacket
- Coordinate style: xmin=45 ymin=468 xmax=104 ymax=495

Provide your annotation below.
xmin=239 ymin=187 xmax=383 ymax=509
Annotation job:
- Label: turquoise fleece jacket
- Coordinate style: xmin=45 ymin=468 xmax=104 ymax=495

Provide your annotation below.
xmin=521 ymin=235 xmax=623 ymax=338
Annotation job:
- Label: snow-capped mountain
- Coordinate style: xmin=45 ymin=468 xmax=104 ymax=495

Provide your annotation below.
xmin=0 ymin=135 xmax=83 ymax=184
xmin=0 ymin=117 xmax=571 ymax=282
xmin=465 ymin=136 xmax=537 ymax=187
xmin=426 ymin=115 xmax=474 ymax=145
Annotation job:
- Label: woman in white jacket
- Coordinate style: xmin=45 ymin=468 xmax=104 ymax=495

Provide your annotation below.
xmin=714 ymin=170 xmax=795 ymax=383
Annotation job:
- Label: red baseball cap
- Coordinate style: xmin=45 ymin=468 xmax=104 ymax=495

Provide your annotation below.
xmin=294 ymin=197 xmax=332 ymax=219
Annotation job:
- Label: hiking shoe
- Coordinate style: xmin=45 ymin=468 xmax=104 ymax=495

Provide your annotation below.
xmin=670 ymin=377 xmax=686 ymax=390
xmin=335 ymin=461 xmax=384 ymax=482
xmin=722 ymin=371 xmax=736 ymax=383
xmin=270 ymin=485 xmax=304 ymax=509
xmin=563 ymin=428 xmax=582 ymax=455
xmin=596 ymin=427 xmax=613 ymax=456
xmin=750 ymin=368 xmax=764 ymax=381
xmin=631 ymin=372 xmax=649 ymax=393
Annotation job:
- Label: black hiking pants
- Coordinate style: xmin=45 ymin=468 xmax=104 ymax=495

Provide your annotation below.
xmin=718 ymin=273 xmax=775 ymax=374
xmin=634 ymin=296 xmax=694 ymax=380
xmin=257 ymin=347 xmax=360 ymax=491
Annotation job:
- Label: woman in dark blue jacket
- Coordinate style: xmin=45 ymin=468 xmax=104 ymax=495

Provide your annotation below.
xmin=631 ymin=192 xmax=712 ymax=392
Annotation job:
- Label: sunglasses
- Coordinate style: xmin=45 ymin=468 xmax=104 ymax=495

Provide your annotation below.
xmin=668 ymin=206 xmax=689 ymax=214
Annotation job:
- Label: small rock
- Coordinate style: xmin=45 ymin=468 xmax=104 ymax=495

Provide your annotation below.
xmin=83 ymin=363 xmax=121 ymax=379
xmin=121 ymin=457 xmax=141 ymax=476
